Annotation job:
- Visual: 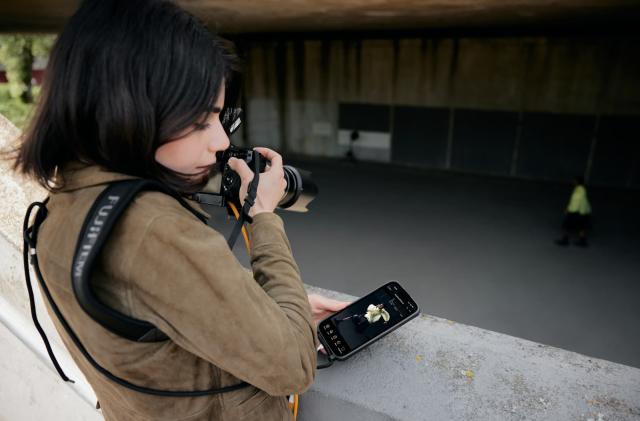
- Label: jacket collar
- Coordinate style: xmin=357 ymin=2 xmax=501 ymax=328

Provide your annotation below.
xmin=57 ymin=162 xmax=210 ymax=219
xmin=57 ymin=162 xmax=136 ymax=192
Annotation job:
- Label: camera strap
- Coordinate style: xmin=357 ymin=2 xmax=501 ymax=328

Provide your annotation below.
xmin=227 ymin=153 xmax=261 ymax=249
xmin=23 ymin=179 xmax=249 ymax=396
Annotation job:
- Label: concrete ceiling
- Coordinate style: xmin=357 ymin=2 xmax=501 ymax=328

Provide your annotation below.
xmin=1 ymin=0 xmax=639 ymax=34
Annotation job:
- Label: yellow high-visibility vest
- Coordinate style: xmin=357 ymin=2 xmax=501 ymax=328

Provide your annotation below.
xmin=567 ymin=185 xmax=592 ymax=215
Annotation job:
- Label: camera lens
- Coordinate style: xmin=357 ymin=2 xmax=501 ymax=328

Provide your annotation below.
xmin=279 ymin=166 xmax=318 ymax=212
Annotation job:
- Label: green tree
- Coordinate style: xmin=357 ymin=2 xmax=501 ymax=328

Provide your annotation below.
xmin=0 ymin=34 xmax=55 ymax=128
xmin=31 ymin=35 xmax=56 ymax=59
xmin=0 ymin=34 xmax=55 ymax=104
xmin=0 ymin=35 xmax=33 ymax=103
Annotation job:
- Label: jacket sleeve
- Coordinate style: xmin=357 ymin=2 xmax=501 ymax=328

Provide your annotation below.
xmin=126 ymin=211 xmax=317 ymax=396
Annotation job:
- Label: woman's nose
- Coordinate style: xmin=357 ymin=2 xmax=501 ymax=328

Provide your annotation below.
xmin=208 ymin=126 xmax=230 ymax=153
xmin=222 ymin=131 xmax=230 ymax=149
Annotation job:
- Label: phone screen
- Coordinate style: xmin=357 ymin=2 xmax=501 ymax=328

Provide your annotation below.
xmin=318 ymin=281 xmax=419 ymax=359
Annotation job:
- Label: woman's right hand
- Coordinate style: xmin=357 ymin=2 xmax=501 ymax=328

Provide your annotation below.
xmin=227 ymin=147 xmax=287 ymax=217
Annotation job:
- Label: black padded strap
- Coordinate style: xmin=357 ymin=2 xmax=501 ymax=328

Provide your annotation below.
xmin=23 ymin=180 xmax=250 ymax=396
xmin=27 ymin=244 xmax=249 ymax=396
xmin=72 ymin=179 xmax=207 ymax=342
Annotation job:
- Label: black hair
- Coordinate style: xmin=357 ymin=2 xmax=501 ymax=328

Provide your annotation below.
xmin=14 ymin=0 xmax=239 ymax=193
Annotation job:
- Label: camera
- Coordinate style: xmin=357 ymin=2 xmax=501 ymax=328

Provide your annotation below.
xmin=216 ymin=145 xmax=318 ymax=213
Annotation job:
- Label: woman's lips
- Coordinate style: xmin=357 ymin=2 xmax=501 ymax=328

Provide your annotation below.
xmin=191 ymin=166 xmax=213 ymax=177
xmin=196 ymin=163 xmax=215 ymax=170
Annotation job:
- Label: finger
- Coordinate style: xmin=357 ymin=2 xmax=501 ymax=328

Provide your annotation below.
xmin=254 ymin=147 xmax=283 ymax=168
xmin=227 ymin=158 xmax=254 ymax=182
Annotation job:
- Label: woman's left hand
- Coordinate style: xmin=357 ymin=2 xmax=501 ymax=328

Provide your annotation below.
xmin=307 ymin=294 xmax=350 ymax=329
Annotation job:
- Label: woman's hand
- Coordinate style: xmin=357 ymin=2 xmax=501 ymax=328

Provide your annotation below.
xmin=308 ymin=294 xmax=350 ymax=355
xmin=307 ymin=294 xmax=350 ymax=329
xmin=227 ymin=147 xmax=287 ymax=217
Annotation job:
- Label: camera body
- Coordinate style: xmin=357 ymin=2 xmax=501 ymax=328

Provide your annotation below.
xmin=216 ymin=145 xmax=318 ymax=213
xmin=216 ymin=146 xmax=266 ymax=206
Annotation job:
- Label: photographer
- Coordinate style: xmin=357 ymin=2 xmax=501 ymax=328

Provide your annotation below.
xmin=14 ymin=0 xmax=346 ymax=420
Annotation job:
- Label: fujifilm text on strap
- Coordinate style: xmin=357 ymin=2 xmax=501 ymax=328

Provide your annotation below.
xmin=73 ymin=195 xmax=120 ymax=282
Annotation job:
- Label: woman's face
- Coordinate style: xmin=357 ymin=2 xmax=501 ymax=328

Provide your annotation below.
xmin=155 ymin=84 xmax=230 ymax=179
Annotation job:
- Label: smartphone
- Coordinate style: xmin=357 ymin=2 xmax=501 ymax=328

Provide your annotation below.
xmin=317 ymin=281 xmax=420 ymax=360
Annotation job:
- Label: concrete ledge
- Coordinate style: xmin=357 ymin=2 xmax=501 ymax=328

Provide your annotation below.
xmin=303 ymin=286 xmax=640 ymax=421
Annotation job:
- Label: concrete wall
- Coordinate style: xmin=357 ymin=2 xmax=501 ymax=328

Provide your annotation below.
xmin=237 ymin=36 xmax=640 ymax=188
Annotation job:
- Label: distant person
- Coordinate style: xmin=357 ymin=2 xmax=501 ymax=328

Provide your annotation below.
xmin=555 ymin=176 xmax=592 ymax=247
xmin=345 ymin=130 xmax=359 ymax=162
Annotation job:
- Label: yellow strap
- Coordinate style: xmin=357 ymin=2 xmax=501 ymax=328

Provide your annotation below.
xmin=288 ymin=394 xmax=299 ymax=419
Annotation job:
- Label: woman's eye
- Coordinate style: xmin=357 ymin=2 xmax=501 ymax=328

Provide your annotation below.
xmin=194 ymin=122 xmax=211 ymax=131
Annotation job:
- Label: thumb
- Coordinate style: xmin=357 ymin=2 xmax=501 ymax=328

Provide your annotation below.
xmin=323 ymin=298 xmax=351 ymax=312
xmin=227 ymin=157 xmax=254 ymax=182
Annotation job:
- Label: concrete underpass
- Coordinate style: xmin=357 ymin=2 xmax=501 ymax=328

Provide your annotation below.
xmin=1 ymin=1 xmax=639 ymax=419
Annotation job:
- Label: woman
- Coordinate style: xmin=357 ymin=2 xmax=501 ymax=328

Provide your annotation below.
xmin=14 ymin=1 xmax=346 ymax=419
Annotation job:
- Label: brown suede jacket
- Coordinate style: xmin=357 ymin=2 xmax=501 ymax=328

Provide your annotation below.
xmin=36 ymin=163 xmax=317 ymax=420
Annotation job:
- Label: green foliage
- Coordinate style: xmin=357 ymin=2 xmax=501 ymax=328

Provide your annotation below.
xmin=0 ymin=34 xmax=54 ymax=128
xmin=0 ymin=35 xmax=33 ymax=102
xmin=0 ymin=85 xmax=37 ymax=129
xmin=31 ymin=35 xmax=56 ymax=58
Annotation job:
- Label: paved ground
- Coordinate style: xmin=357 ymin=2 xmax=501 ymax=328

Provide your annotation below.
xmin=209 ymin=157 xmax=640 ymax=369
